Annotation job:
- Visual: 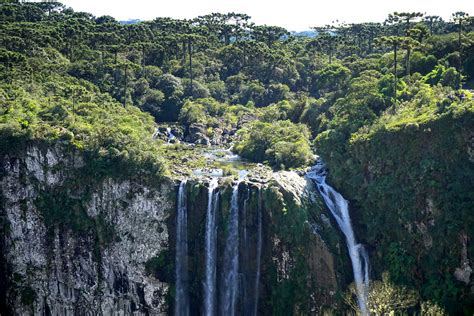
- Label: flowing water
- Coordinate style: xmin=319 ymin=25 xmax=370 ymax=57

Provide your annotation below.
xmin=203 ymin=178 xmax=219 ymax=316
xmin=175 ymin=180 xmax=189 ymax=316
xmin=241 ymin=188 xmax=251 ymax=314
xmin=167 ymin=127 xmax=176 ymax=143
xmin=220 ymin=182 xmax=240 ymax=316
xmin=307 ymin=162 xmax=370 ymax=315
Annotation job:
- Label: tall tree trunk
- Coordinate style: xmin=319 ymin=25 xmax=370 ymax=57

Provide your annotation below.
xmin=188 ymin=38 xmax=193 ymax=98
xmin=458 ymin=21 xmax=463 ymax=88
xmin=394 ymin=44 xmax=398 ymax=104
xmin=406 ymin=46 xmax=411 ymax=77
xmin=182 ymin=41 xmax=186 ymax=66
xmin=123 ymin=64 xmax=128 ymax=107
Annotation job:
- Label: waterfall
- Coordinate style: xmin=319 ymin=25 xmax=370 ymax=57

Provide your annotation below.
xmin=241 ymin=188 xmax=251 ymax=314
xmin=167 ymin=127 xmax=176 ymax=143
xmin=175 ymin=180 xmax=189 ymax=316
xmin=307 ymin=162 xmax=370 ymax=315
xmin=203 ymin=178 xmax=219 ymax=316
xmin=220 ymin=182 xmax=240 ymax=316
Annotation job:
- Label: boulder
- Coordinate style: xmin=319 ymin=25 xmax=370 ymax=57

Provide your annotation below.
xmin=185 ymin=123 xmax=210 ymax=146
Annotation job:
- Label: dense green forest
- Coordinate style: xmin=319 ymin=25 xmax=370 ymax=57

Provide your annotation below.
xmin=1 ymin=2 xmax=473 ymax=171
xmin=1 ymin=1 xmax=474 ymax=314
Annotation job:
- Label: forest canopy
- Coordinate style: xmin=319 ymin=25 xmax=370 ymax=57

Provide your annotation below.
xmin=0 ymin=2 xmax=473 ymax=173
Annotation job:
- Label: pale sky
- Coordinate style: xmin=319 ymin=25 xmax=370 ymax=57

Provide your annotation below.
xmin=59 ymin=0 xmax=473 ymax=31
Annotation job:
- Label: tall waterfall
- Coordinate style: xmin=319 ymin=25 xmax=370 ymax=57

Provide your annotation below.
xmin=203 ymin=178 xmax=219 ymax=316
xmin=307 ymin=162 xmax=370 ymax=315
xmin=241 ymin=188 xmax=251 ymax=314
xmin=175 ymin=180 xmax=189 ymax=316
xmin=220 ymin=182 xmax=240 ymax=316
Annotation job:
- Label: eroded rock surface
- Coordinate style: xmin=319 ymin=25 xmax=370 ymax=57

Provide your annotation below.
xmin=0 ymin=145 xmax=172 ymax=315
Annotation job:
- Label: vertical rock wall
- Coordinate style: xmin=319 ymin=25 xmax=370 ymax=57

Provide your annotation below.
xmin=0 ymin=145 xmax=173 ymax=315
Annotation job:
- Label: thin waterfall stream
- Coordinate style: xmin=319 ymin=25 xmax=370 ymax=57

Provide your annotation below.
xmin=175 ymin=180 xmax=189 ymax=316
xmin=220 ymin=182 xmax=240 ymax=316
xmin=203 ymin=178 xmax=219 ymax=316
xmin=307 ymin=161 xmax=370 ymax=315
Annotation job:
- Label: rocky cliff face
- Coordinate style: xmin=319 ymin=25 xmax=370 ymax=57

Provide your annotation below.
xmin=0 ymin=144 xmax=346 ymax=315
xmin=0 ymin=144 xmax=173 ymax=315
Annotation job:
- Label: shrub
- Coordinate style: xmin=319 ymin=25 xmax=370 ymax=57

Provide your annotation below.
xmin=182 ymin=79 xmax=210 ymax=99
xmin=234 ymin=120 xmax=313 ymax=169
xmin=178 ymin=100 xmax=207 ymax=126
xmin=424 ymin=65 xmax=460 ymax=89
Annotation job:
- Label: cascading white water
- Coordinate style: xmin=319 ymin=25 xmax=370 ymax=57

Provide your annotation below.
xmin=167 ymin=127 xmax=176 ymax=143
xmin=307 ymin=161 xmax=370 ymax=315
xmin=241 ymin=188 xmax=251 ymax=314
xmin=220 ymin=182 xmax=240 ymax=316
xmin=175 ymin=180 xmax=189 ymax=316
xmin=203 ymin=178 xmax=219 ymax=316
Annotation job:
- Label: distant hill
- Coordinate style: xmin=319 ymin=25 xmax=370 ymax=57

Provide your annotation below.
xmin=120 ymin=19 xmax=141 ymax=25
xmin=290 ymin=30 xmax=317 ymax=37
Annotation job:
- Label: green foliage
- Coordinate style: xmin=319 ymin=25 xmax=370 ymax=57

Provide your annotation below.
xmin=0 ymin=61 xmax=166 ymax=178
xmin=311 ymin=63 xmax=351 ymax=97
xmin=145 ymin=251 xmax=173 ymax=282
xmin=316 ymin=84 xmax=474 ymax=313
xmin=264 ymin=184 xmax=315 ymax=315
xmin=421 ymin=301 xmax=447 ymax=315
xmin=179 ymin=100 xmax=207 ymax=126
xmin=410 ymin=51 xmax=437 ymax=75
xmin=235 ymin=120 xmax=313 ymax=169
xmin=33 ymin=176 xmax=116 ymax=246
xmin=259 ymin=99 xmax=305 ymax=123
xmin=20 ymin=286 xmax=36 ymax=307
xmin=346 ymin=272 xmax=418 ymax=315
xmin=424 ymin=64 xmax=461 ymax=88
xmin=298 ymin=97 xmax=327 ymax=134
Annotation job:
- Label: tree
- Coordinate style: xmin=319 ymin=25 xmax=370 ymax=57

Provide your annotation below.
xmin=61 ymin=17 xmax=89 ymax=61
xmin=345 ymin=272 xmax=418 ymax=315
xmin=359 ymin=23 xmax=383 ymax=55
xmin=423 ymin=15 xmax=442 ymax=35
xmin=311 ymin=26 xmax=340 ymax=63
xmin=451 ymin=11 xmax=470 ymax=88
xmin=402 ymin=34 xmax=420 ymax=77
xmin=234 ymin=120 xmax=313 ymax=169
xmin=251 ymin=25 xmax=289 ymax=47
xmin=384 ymin=13 xmax=402 ymax=35
xmin=194 ymin=13 xmax=251 ymax=44
xmin=117 ymin=60 xmax=139 ymax=106
xmin=393 ymin=12 xmax=424 ymax=35
xmin=376 ymin=36 xmax=405 ymax=103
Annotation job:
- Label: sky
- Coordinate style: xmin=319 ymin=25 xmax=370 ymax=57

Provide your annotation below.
xmin=59 ymin=0 xmax=474 ymax=31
